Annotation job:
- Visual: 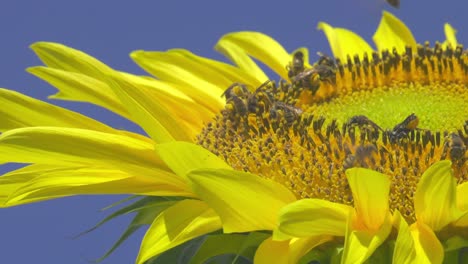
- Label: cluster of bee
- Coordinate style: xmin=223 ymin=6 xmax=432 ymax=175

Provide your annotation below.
xmin=220 ymin=49 xmax=467 ymax=167
xmin=346 ymin=113 xmax=421 ymax=143
xmin=345 ymin=113 xmax=468 ymax=164
xmin=287 ymin=51 xmax=337 ymax=96
xmin=221 ymin=50 xmax=338 ymax=127
xmin=222 ymin=81 xmax=303 ymax=126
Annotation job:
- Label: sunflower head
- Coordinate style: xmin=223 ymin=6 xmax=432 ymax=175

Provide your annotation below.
xmin=197 ymin=14 xmax=468 ymax=225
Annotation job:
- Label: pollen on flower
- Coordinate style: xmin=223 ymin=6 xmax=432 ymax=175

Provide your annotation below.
xmin=197 ymin=43 xmax=468 ymax=223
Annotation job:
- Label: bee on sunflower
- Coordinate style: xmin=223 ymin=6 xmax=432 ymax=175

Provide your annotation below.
xmin=0 ymin=11 xmax=466 ymax=264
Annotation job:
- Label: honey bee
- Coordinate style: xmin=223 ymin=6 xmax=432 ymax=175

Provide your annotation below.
xmin=389 ymin=113 xmax=419 ymax=143
xmin=287 ymin=51 xmax=305 ymax=78
xmin=386 ymin=0 xmax=400 ymax=8
xmin=221 ymin=82 xmax=250 ymax=100
xmin=445 ymin=133 xmax=467 ymax=162
xmin=343 ymin=144 xmax=377 ymax=169
xmin=269 ymin=102 xmax=303 ymax=126
xmin=346 ymin=115 xmax=383 ymax=132
xmin=290 ymin=64 xmax=336 ymax=95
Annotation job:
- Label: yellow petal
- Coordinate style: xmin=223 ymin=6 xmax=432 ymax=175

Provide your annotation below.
xmin=342 ymin=210 xmax=392 ymax=264
xmin=254 ymin=236 xmax=332 ymax=264
xmin=346 ymin=167 xmax=390 ymax=230
xmin=254 ymin=237 xmax=289 ymax=264
xmin=0 ymin=88 xmax=119 ymax=133
xmin=453 ymin=182 xmax=468 ymax=227
xmin=444 ymin=23 xmax=458 ymax=48
xmin=30 ymin=42 xmax=111 ymax=79
xmin=317 ymin=22 xmax=374 ymax=61
xmin=410 ymin=221 xmax=444 ymax=264
xmin=456 ymin=182 xmax=468 ymax=211
xmin=393 ymin=211 xmax=417 ymax=264
xmin=27 ymin=66 xmax=129 ymax=119
xmin=1 ymin=165 xmax=193 ymax=207
xmin=216 ymin=32 xmax=291 ymax=80
xmin=131 ymin=50 xmax=224 ymax=113
xmin=187 ymin=168 xmax=296 ymax=233
xmin=156 ymin=141 xmax=231 ymax=181
xmin=172 ymin=48 xmax=265 ymax=88
xmin=393 ymin=213 xmax=444 ymax=264
xmin=104 ymin=71 xmax=192 ymax=143
xmin=0 ymin=127 xmax=176 ymax=180
xmin=136 ymin=199 xmax=221 ymax=264
xmin=414 ymin=160 xmax=459 ymax=231
xmin=277 ymin=199 xmax=350 ymax=238
xmin=288 ymin=236 xmax=333 ymax=263
xmin=372 ymin=11 xmax=417 ymax=53
xmin=214 ymin=39 xmax=269 ymax=83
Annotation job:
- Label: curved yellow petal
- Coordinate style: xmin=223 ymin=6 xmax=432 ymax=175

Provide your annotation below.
xmin=414 ymin=160 xmax=459 ymax=231
xmin=1 ymin=165 xmax=193 ymax=207
xmin=393 ymin=212 xmax=444 ymax=264
xmin=27 ymin=66 xmax=129 ymax=119
xmin=342 ymin=210 xmax=392 ymax=264
xmin=346 ymin=167 xmax=390 ymax=230
xmin=453 ymin=182 xmax=468 ymax=227
xmin=456 ymin=182 xmax=468 ymax=211
xmin=288 ymin=236 xmax=333 ymax=264
xmin=104 ymin=71 xmax=192 ymax=143
xmin=277 ymin=199 xmax=350 ymax=238
xmin=254 ymin=237 xmax=289 ymax=264
xmin=156 ymin=141 xmax=231 ymax=181
xmin=0 ymin=127 xmax=176 ymax=180
xmin=317 ymin=22 xmax=374 ymax=61
xmin=393 ymin=211 xmax=417 ymax=264
xmin=254 ymin=236 xmax=332 ymax=264
xmin=136 ymin=199 xmax=222 ymax=264
xmin=444 ymin=23 xmax=458 ymax=48
xmin=410 ymin=221 xmax=444 ymax=264
xmin=131 ymin=50 xmax=224 ymax=113
xmin=0 ymin=88 xmax=117 ymax=133
xmin=214 ymin=39 xmax=268 ymax=84
xmin=30 ymin=42 xmax=111 ymax=79
xmin=372 ymin=11 xmax=417 ymax=53
xmin=216 ymin=32 xmax=291 ymax=80
xmin=187 ymin=168 xmax=296 ymax=233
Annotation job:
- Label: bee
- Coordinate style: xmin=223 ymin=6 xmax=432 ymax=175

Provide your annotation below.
xmin=389 ymin=113 xmax=419 ymax=143
xmin=290 ymin=65 xmax=336 ymax=95
xmin=346 ymin=115 xmax=383 ymax=132
xmin=445 ymin=133 xmax=466 ymax=162
xmin=287 ymin=51 xmax=305 ymax=78
xmin=221 ymin=82 xmax=250 ymax=100
xmin=386 ymin=0 xmax=400 ymax=8
xmin=269 ymin=102 xmax=303 ymax=126
xmin=222 ymin=82 xmax=251 ymax=116
xmin=343 ymin=144 xmax=377 ymax=169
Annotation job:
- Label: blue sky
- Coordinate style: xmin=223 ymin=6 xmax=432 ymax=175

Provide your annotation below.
xmin=0 ymin=0 xmax=467 ymax=263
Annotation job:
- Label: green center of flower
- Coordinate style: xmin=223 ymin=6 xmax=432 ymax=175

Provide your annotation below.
xmin=197 ymin=44 xmax=468 ymax=223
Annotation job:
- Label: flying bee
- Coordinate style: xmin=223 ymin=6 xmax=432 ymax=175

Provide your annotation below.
xmin=386 ymin=0 xmax=400 ymax=8
xmin=445 ymin=133 xmax=467 ymax=162
xmin=343 ymin=144 xmax=377 ymax=169
xmin=269 ymin=102 xmax=303 ymax=126
xmin=389 ymin=113 xmax=419 ymax=143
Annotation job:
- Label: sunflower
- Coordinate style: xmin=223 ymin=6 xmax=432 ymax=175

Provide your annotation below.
xmin=0 ymin=10 xmax=467 ymax=264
